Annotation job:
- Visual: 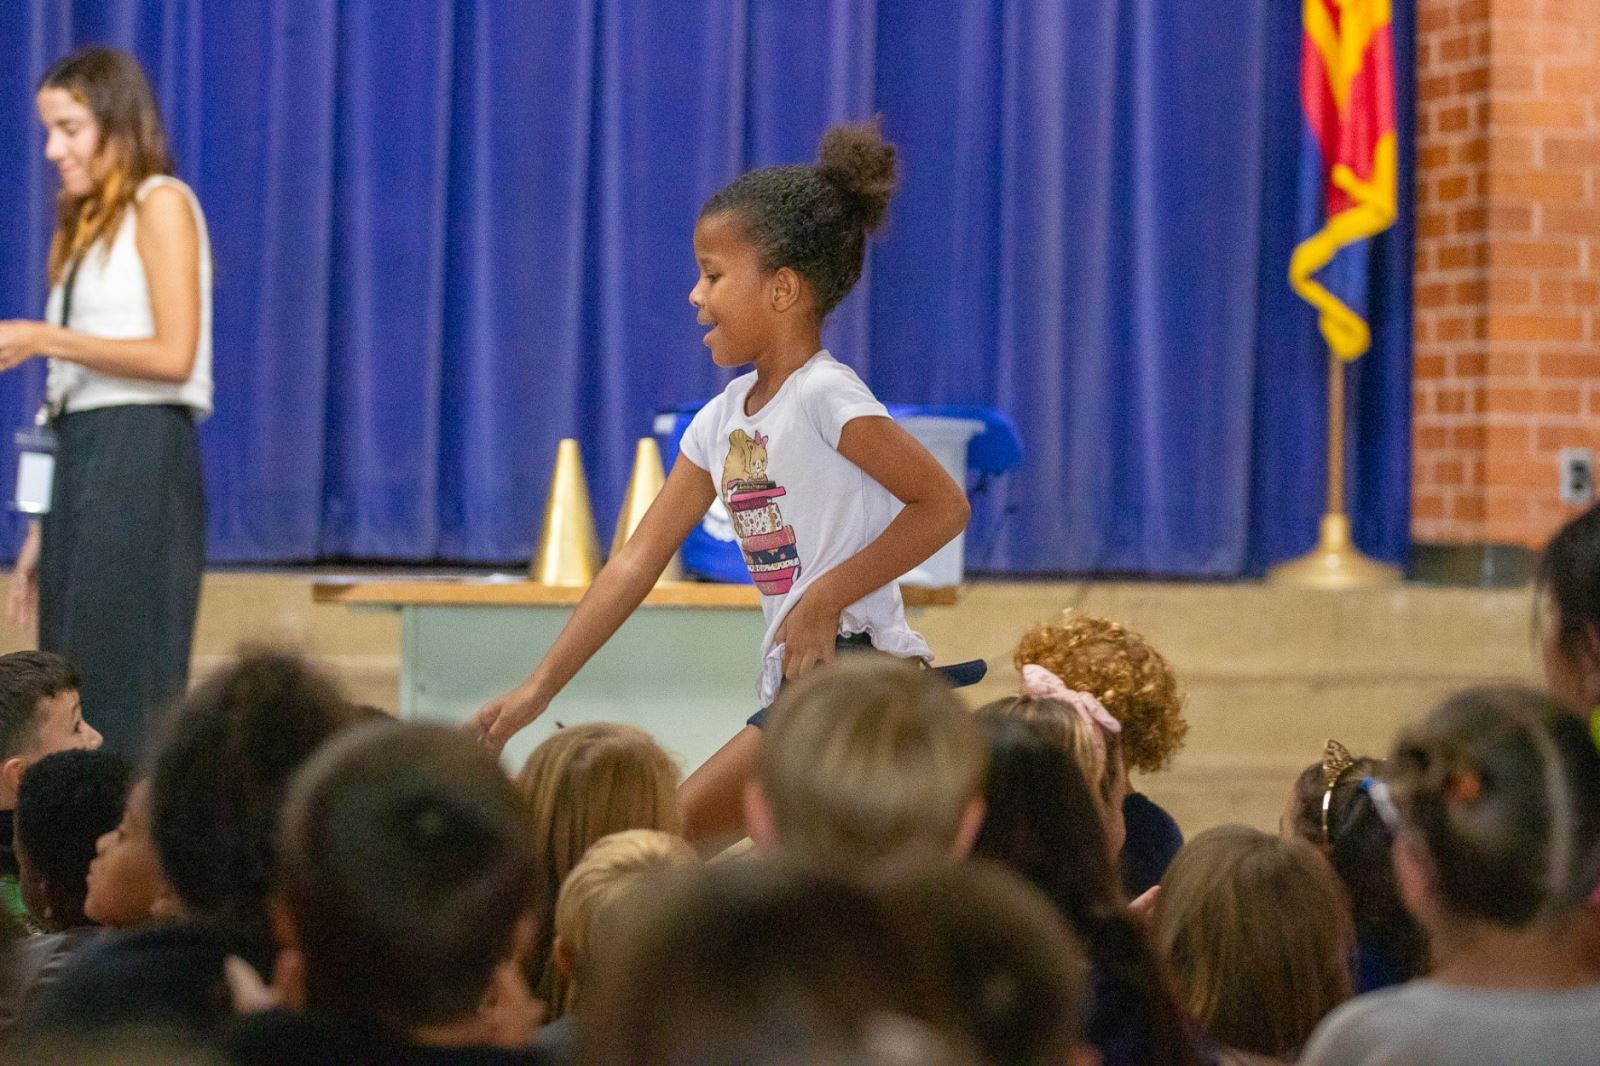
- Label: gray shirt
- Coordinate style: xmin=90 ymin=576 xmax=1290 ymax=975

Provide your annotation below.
xmin=1303 ymin=979 xmax=1600 ymax=1066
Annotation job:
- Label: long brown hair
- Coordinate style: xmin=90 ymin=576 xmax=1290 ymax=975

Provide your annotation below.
xmin=514 ymin=723 xmax=681 ymax=1002
xmin=1155 ymin=826 xmax=1353 ymax=1059
xmin=38 ymin=48 xmax=173 ymax=283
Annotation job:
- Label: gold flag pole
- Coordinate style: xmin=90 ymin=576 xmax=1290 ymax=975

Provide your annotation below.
xmin=1269 ymin=353 xmax=1400 ymax=588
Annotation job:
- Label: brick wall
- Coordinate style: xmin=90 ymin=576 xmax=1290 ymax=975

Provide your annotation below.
xmin=1412 ymin=0 xmax=1599 ymax=548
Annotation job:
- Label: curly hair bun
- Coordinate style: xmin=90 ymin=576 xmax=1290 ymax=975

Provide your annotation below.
xmin=818 ymin=119 xmax=898 ymax=235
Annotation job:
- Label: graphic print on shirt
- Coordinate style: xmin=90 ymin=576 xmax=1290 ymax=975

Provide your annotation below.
xmin=721 ymin=429 xmax=802 ymax=595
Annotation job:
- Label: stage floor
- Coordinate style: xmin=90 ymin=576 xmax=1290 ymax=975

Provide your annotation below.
xmin=0 ymin=571 xmax=1540 ymax=836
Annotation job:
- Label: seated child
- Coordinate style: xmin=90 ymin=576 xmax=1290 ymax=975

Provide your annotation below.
xmin=1285 ymin=741 xmax=1428 ymax=990
xmin=743 ymin=654 xmax=987 ymax=873
xmin=19 ymin=649 xmax=361 ymax=1044
xmin=1302 ymin=685 xmax=1600 ymax=1066
xmin=83 ymin=779 xmax=180 ymax=930
xmin=226 ymin=720 xmax=545 ymax=1064
xmin=537 ymin=829 xmax=699 ymax=1064
xmin=515 ymin=723 xmax=681 ymax=1006
xmin=971 ymin=713 xmax=1205 ymax=1066
xmin=1015 ymin=617 xmax=1188 ymax=894
xmin=1155 ymin=825 xmax=1353 ymax=1065
xmin=0 ymin=651 xmax=102 ymax=923
xmin=0 ymin=748 xmax=129 ymax=1034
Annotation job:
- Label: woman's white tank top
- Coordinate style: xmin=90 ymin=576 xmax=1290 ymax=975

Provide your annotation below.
xmin=44 ymin=174 xmax=214 ymax=419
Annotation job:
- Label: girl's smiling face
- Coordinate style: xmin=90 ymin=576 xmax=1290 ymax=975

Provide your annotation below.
xmin=689 ymin=211 xmax=777 ymax=369
xmin=37 ymin=87 xmax=102 ymax=197
xmin=84 ymin=780 xmax=171 ymax=929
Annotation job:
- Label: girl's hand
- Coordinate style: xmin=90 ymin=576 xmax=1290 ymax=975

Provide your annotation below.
xmin=7 ymin=524 xmax=41 ymax=629
xmin=468 ymin=683 xmax=549 ymax=755
xmin=774 ymin=585 xmax=844 ymax=680
xmin=478 ymin=959 xmax=546 ymax=1048
xmin=224 ymin=951 xmax=306 ymax=1014
xmin=0 ymin=320 xmax=42 ymax=373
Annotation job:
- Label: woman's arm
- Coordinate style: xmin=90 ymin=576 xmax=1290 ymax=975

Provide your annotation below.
xmin=0 ymin=184 xmax=201 ymax=382
xmin=470 ymin=453 xmax=718 ymax=752
xmin=775 ymin=415 xmax=970 ymax=678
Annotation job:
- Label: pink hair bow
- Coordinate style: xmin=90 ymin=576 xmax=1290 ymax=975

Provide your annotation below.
xmin=1019 ymin=664 xmax=1122 ymax=778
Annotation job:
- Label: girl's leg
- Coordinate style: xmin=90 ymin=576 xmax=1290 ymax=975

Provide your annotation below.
xmin=678 ymin=725 xmax=763 ymax=855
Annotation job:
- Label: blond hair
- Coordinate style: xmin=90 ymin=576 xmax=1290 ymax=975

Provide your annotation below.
xmin=550 ymin=829 xmax=698 ymax=1019
xmin=1015 ymin=617 xmax=1186 ymax=773
xmin=975 ymin=695 xmax=1122 ymax=811
xmin=1154 ymin=826 xmax=1352 ymax=1059
xmin=758 ymin=656 xmax=985 ymax=871
xmin=515 ymin=723 xmax=681 ymax=1001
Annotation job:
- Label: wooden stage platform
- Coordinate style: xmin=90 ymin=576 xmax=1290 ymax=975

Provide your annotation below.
xmin=0 ymin=570 xmax=1540 ymax=837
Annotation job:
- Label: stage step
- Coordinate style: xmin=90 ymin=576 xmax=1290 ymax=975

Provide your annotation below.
xmin=0 ymin=572 xmax=1541 ymax=837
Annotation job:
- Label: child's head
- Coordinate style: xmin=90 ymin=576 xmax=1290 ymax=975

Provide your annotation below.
xmin=1154 ymin=825 xmax=1353 ymax=1060
xmin=550 ymin=828 xmax=699 ymax=1019
xmin=0 ymin=650 xmax=100 ymax=809
xmin=977 ymin=676 xmax=1127 ymax=854
xmin=750 ymin=655 xmax=986 ymax=871
xmin=1537 ymin=501 xmax=1600 ymax=715
xmin=579 ymin=859 xmax=957 ymax=1066
xmin=1285 ymin=741 xmax=1427 ymax=981
xmin=690 ymin=121 xmax=896 ymax=357
xmin=277 ymin=720 xmax=535 ymax=1034
xmin=84 ymin=778 xmax=177 ymax=929
xmin=1014 ymin=617 xmax=1187 ymax=774
xmin=150 ymin=648 xmax=360 ymax=943
xmin=515 ymin=722 xmax=681 ymax=994
xmin=15 ymin=748 xmax=129 ymax=929
xmin=882 ymin=861 xmax=1092 ymax=1066
xmin=1385 ymin=684 xmax=1600 ymax=933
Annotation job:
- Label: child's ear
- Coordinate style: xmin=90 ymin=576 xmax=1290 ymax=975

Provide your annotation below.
xmin=552 ymin=934 xmax=576 ymax=980
xmin=743 ymin=779 xmax=780 ymax=854
xmin=950 ymin=796 xmax=986 ymax=861
xmin=0 ymin=755 xmax=25 ymax=809
xmin=769 ymin=267 xmax=804 ymax=314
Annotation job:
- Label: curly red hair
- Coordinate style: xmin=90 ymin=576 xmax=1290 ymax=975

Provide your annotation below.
xmin=1013 ymin=616 xmax=1187 ymax=773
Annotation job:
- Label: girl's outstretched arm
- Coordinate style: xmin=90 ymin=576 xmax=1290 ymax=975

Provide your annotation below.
xmin=775 ymin=416 xmax=969 ymax=678
xmin=470 ymin=454 xmax=717 ymax=752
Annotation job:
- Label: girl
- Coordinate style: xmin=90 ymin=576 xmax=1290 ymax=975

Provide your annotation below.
xmin=970 ymin=713 xmax=1206 ymax=1066
xmin=1537 ymin=501 xmax=1600 ymax=730
xmin=473 ymin=120 xmax=969 ymax=846
xmin=1155 ymin=826 xmax=1353 ymax=1065
xmin=1014 ymin=617 xmax=1190 ymax=894
xmin=0 ymin=48 xmax=212 ymax=758
xmin=515 ymin=723 xmax=681 ymax=1007
xmin=1302 ymin=686 xmax=1600 ymax=1066
xmin=1284 ymin=742 xmax=1428 ymax=990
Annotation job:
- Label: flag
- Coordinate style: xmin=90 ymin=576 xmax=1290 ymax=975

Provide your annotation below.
xmin=1291 ymin=0 xmax=1398 ymax=362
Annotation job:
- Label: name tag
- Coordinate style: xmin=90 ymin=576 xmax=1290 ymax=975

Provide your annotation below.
xmin=13 ymin=426 xmax=57 ymax=515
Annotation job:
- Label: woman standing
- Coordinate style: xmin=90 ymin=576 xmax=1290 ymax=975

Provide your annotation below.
xmin=0 ymin=48 xmax=211 ymax=757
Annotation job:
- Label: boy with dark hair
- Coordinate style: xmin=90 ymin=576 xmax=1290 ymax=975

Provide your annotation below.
xmin=18 ymin=648 xmax=360 ymax=1044
xmin=0 ymin=650 xmax=102 ymax=921
xmin=226 ymin=721 xmax=548 ymax=1064
xmin=0 ymin=749 xmax=130 ymax=1034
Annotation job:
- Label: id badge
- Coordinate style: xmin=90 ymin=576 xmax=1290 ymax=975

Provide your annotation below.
xmin=13 ymin=424 xmax=58 ymax=515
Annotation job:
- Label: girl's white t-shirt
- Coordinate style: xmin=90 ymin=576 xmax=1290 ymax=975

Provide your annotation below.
xmin=679 ymin=350 xmax=932 ymax=707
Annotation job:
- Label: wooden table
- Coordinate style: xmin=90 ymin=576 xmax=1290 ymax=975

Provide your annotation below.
xmin=314 ymin=579 xmax=957 ymax=773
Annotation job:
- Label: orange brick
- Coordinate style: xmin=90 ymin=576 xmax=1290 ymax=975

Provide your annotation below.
xmin=1454 ymin=278 xmax=1489 ymax=304
xmin=1417 ymin=353 xmax=1450 ymax=378
xmin=1486 ymin=204 xmax=1535 ymax=234
xmin=1439 ymin=174 xmax=1472 ymax=201
xmin=1454 ymin=66 xmax=1492 ymax=93
xmin=1542 ymin=137 xmax=1600 ymax=168
xmin=1438 ymin=388 xmax=1470 ymax=415
xmin=1488 ymin=314 xmax=1585 ymax=342
xmin=1486 ymin=350 xmax=1534 ymax=376
xmin=1454 ymin=204 xmax=1487 ymax=231
xmin=1439 ymin=242 xmax=1486 ymax=269
xmin=1459 ymin=0 xmax=1491 ymax=23
xmin=1488 ymin=170 xmax=1586 ymax=201
xmin=1488 ymin=134 xmax=1536 ymax=167
xmin=1454 ymin=494 xmax=1488 ymax=521
xmin=1488 ymin=277 xmax=1535 ymax=305
xmin=1418 ymin=210 xmax=1452 ymax=239
xmin=1492 ymin=99 xmax=1592 ymax=130
xmin=1414 ymin=494 xmax=1447 ymax=521
xmin=1440 ymin=32 xmax=1473 ymax=63
xmin=1439 ymin=105 xmax=1471 ymax=133
xmin=1545 ymin=0 xmax=1600 ymax=24
xmin=1419 ymin=144 xmax=1452 ymax=169
xmin=1492 ymin=242 xmax=1582 ymax=270
xmin=1542 ymin=63 xmax=1600 ymax=95
xmin=1537 ymin=425 xmax=1600 ymax=451
xmin=1483 ymin=423 xmax=1530 ymax=450
xmin=1416 ymin=425 xmax=1450 ymax=450
xmin=1489 ymin=63 xmax=1537 ymax=94
xmin=1537 ymin=351 xmax=1600 ymax=377
xmin=1545 ymin=206 xmax=1600 ymax=238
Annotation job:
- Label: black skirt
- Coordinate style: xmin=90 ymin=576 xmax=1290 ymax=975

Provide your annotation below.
xmin=38 ymin=404 xmax=205 ymax=759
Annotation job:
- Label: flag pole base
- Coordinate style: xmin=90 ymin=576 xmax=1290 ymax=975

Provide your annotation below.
xmin=1268 ymin=513 xmax=1401 ymax=590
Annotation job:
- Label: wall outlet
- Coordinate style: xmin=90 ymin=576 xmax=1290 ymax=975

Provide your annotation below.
xmin=1559 ymin=448 xmax=1594 ymax=506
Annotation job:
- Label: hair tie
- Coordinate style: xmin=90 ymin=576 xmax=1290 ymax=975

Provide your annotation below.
xmin=1020 ymin=664 xmax=1122 ymax=778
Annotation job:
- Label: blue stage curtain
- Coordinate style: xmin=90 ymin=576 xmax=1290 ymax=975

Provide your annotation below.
xmin=0 ymin=0 xmax=1412 ymax=575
